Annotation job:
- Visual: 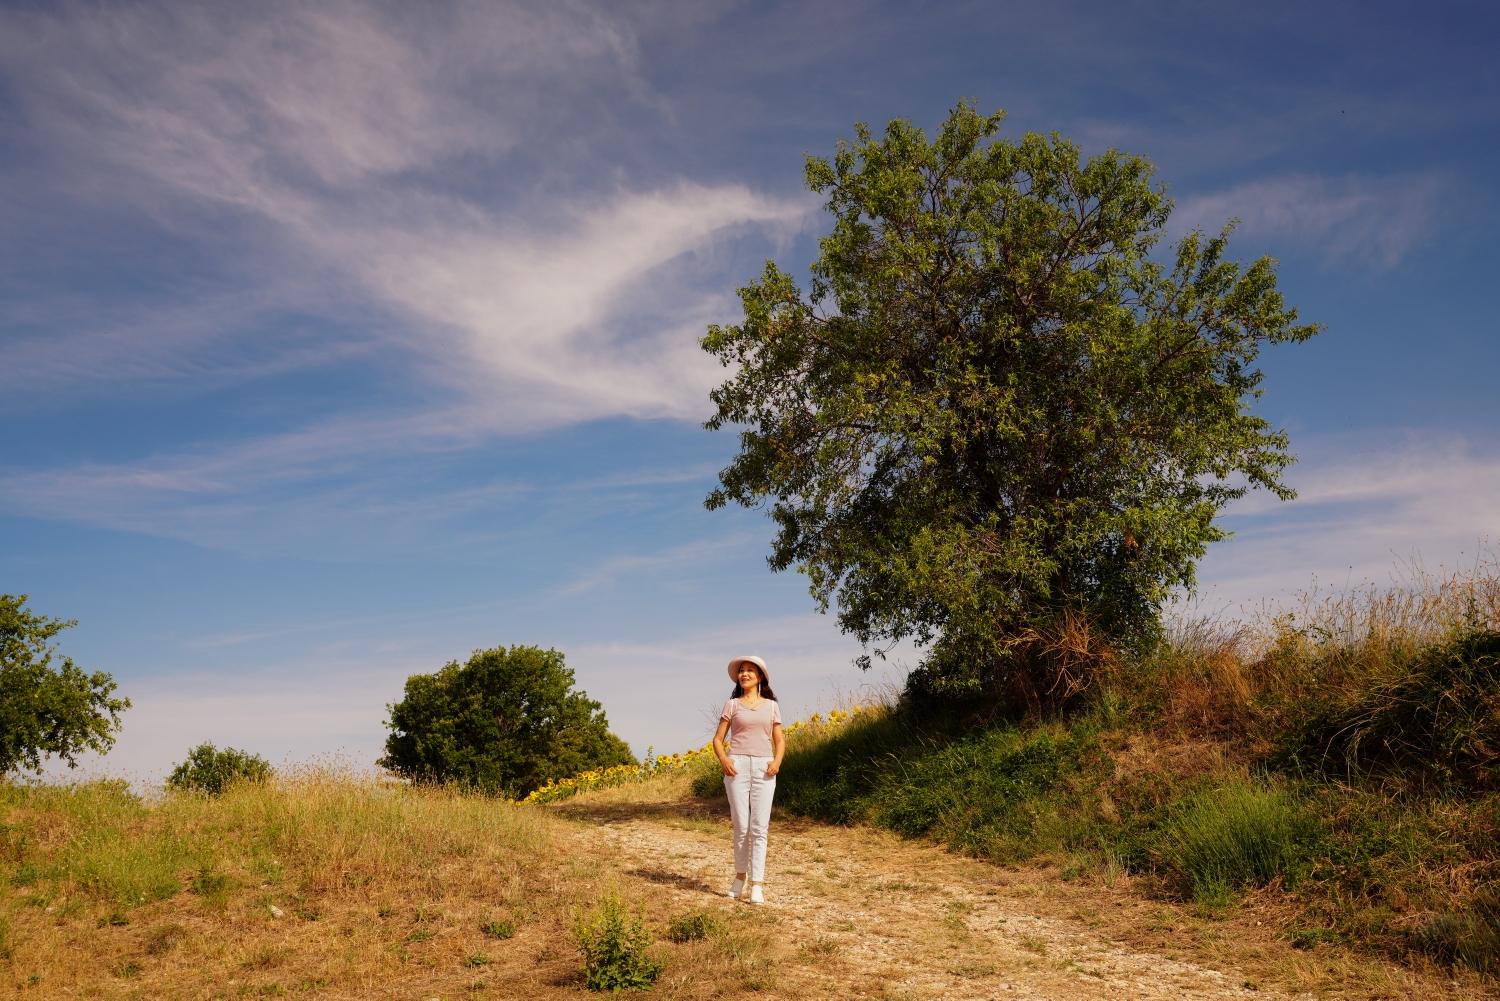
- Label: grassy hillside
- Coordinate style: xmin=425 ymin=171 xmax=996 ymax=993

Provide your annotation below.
xmin=0 ymin=765 xmax=548 ymax=997
xmin=759 ymin=559 xmax=1500 ymax=975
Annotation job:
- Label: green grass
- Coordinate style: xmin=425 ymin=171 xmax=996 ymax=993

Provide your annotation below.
xmin=1158 ymin=780 xmax=1317 ymax=907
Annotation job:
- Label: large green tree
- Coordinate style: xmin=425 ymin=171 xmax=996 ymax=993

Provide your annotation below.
xmin=380 ymin=645 xmax=636 ymax=797
xmin=1 ymin=594 xmax=130 ymax=774
xmin=702 ymin=103 xmax=1319 ymax=698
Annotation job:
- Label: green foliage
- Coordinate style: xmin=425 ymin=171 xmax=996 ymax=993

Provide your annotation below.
xmin=167 ymin=743 xmax=272 ymax=795
xmin=1159 ymin=780 xmax=1318 ymax=906
xmin=0 ymin=594 xmax=130 ymax=773
xmin=380 ymin=645 xmax=636 ymax=798
xmin=666 ymin=908 xmax=719 ymax=942
xmin=1291 ymin=629 xmax=1500 ymax=789
xmin=572 ymin=892 xmax=663 ymax=992
xmin=480 ymin=917 xmax=515 ymax=939
xmin=702 ymin=102 xmax=1318 ymax=696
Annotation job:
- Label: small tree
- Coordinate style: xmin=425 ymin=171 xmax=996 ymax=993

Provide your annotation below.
xmin=0 ymin=594 xmax=129 ymax=774
xmin=380 ymin=645 xmax=635 ymax=797
xmin=702 ymin=103 xmax=1319 ymax=702
xmin=167 ymin=743 xmax=272 ymax=795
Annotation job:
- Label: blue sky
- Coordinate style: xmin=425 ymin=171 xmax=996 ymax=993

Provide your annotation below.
xmin=2 ymin=0 xmax=1497 ymax=782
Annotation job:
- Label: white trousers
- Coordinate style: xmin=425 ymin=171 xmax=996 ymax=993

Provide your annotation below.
xmin=724 ymin=754 xmax=776 ymax=882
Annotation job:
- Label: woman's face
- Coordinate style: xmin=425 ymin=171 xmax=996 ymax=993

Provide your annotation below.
xmin=737 ymin=664 xmax=762 ymax=692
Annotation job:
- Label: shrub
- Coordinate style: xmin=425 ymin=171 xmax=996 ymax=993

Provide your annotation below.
xmin=1160 ymin=780 xmax=1316 ymax=905
xmin=167 ymin=743 xmax=272 ymax=795
xmin=572 ymin=893 xmax=663 ymax=991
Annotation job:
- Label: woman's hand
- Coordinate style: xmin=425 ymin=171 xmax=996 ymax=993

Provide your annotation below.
xmin=720 ymin=757 xmax=738 ymax=777
xmin=765 ymin=759 xmax=781 ymax=777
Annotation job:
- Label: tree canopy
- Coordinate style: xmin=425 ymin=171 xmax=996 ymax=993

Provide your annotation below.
xmin=167 ymin=742 xmax=273 ymax=795
xmin=380 ymin=645 xmax=636 ymax=797
xmin=702 ymin=103 xmax=1319 ymax=699
xmin=0 ymin=594 xmax=130 ymax=774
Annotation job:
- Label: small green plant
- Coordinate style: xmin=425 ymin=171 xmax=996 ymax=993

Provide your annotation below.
xmin=1160 ymin=780 xmax=1316 ymax=906
xmin=464 ymin=952 xmax=490 ymax=967
xmin=191 ymin=869 xmax=232 ymax=895
xmin=480 ymin=917 xmax=516 ymax=939
xmin=666 ymin=909 xmax=719 ymax=943
xmin=167 ymin=743 xmax=272 ymax=795
xmin=112 ymin=961 xmax=142 ymax=979
xmin=11 ymin=863 xmax=38 ymax=886
xmin=572 ymin=892 xmax=664 ymax=991
xmin=1287 ymin=927 xmax=1339 ymax=949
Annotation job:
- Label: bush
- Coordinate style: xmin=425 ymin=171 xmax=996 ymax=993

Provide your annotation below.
xmin=572 ymin=893 xmax=663 ymax=991
xmin=167 ymin=743 xmax=272 ymax=795
xmin=381 ymin=645 xmax=636 ymax=798
xmin=1160 ymin=780 xmax=1316 ymax=906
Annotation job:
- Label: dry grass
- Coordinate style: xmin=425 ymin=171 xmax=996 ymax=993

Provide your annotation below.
xmin=1 ymin=765 xmax=554 ymax=999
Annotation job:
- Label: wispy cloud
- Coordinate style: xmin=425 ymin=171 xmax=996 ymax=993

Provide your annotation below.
xmin=1196 ymin=433 xmax=1500 ymax=605
xmin=0 ymin=1 xmax=814 ymax=427
xmin=1172 ymin=173 xmax=1443 ymax=267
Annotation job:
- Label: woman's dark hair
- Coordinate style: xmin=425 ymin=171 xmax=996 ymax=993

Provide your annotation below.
xmin=731 ymin=664 xmax=776 ymax=702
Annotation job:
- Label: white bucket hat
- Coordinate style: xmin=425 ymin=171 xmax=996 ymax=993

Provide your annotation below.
xmin=727 ymin=655 xmax=769 ymax=684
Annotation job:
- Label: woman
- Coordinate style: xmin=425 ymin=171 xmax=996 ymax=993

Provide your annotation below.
xmin=713 ymin=655 xmax=785 ymax=905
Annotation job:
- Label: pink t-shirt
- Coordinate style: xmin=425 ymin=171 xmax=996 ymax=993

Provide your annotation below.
xmin=720 ymin=698 xmax=782 ymax=758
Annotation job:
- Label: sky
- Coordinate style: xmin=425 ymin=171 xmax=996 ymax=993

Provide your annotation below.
xmin=2 ymin=0 xmax=1497 ymax=783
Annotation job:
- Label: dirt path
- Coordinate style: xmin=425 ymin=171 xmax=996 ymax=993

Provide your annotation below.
xmin=552 ymin=785 xmax=1328 ymax=1001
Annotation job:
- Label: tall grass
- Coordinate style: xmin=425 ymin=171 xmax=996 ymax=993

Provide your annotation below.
xmin=1160 ymin=780 xmax=1316 ymax=906
xmin=1 ymin=763 xmax=548 ymax=995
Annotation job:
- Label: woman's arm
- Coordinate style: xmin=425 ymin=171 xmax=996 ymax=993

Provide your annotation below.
xmin=713 ymin=718 xmax=737 ymax=777
xmin=765 ymin=721 xmax=785 ymax=777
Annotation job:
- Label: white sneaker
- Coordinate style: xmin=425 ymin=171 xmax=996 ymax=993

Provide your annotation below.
xmin=728 ymin=877 xmax=744 ymax=899
xmin=748 ymin=884 xmax=765 ymax=905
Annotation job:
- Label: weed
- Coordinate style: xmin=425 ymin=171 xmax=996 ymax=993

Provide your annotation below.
xmin=464 ymin=952 xmax=490 ymax=967
xmin=12 ymin=863 xmax=38 ymax=886
xmin=949 ymin=961 xmax=997 ymax=978
xmin=1018 ymin=934 xmax=1047 ymax=954
xmin=480 ymin=917 xmax=516 ymax=939
xmin=112 ymin=961 xmax=141 ymax=979
xmin=572 ymin=892 xmax=664 ymax=991
xmin=666 ymin=909 xmax=719 ymax=943
xmin=1287 ymin=927 xmax=1339 ymax=949
xmin=96 ymin=913 xmax=130 ymax=927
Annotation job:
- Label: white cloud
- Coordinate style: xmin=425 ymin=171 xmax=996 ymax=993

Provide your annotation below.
xmin=1173 ymin=172 xmax=1442 ymax=267
xmin=1194 ymin=433 xmax=1500 ymax=607
xmin=0 ymin=1 xmax=815 ymax=427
